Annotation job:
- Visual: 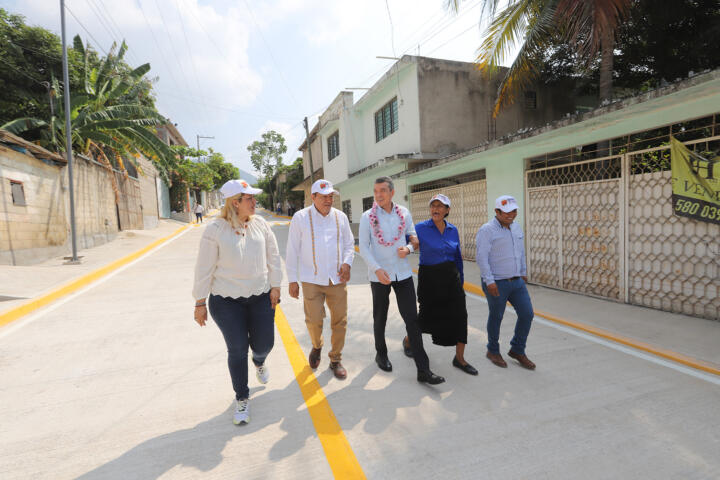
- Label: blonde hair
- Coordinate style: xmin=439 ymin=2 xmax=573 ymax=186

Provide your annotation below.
xmin=219 ymin=194 xmax=253 ymax=228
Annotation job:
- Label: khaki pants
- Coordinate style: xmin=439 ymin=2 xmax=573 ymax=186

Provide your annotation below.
xmin=301 ymin=282 xmax=348 ymax=362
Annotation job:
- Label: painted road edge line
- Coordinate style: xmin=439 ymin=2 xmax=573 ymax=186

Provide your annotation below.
xmin=409 ymin=269 xmax=720 ymax=377
xmin=0 ymin=224 xmax=192 ymax=328
xmin=274 ymin=305 xmax=366 ymax=479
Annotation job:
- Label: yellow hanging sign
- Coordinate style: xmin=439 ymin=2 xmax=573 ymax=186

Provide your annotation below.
xmin=670 ymin=136 xmax=720 ymax=224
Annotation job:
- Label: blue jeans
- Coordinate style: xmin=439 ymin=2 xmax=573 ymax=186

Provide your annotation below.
xmin=481 ymin=278 xmax=534 ymax=355
xmin=208 ymin=292 xmax=275 ymax=400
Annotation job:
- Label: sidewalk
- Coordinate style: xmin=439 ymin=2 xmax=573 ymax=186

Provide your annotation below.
xmin=0 ymin=212 xmax=218 ymax=320
xmin=408 ymin=255 xmax=720 ymax=370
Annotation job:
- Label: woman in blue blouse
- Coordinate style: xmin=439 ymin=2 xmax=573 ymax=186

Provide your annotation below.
xmin=415 ymin=194 xmax=477 ymax=376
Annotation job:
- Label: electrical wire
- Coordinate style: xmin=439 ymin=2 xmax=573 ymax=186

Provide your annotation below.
xmin=64 ymin=2 xmax=109 ymax=56
xmin=173 ymin=0 xmax=211 ymax=127
xmin=177 ymin=0 xmax=278 ymax=117
xmin=136 ymin=0 xmax=183 ymax=92
xmin=0 ymin=56 xmax=47 ymax=86
xmin=241 ymin=0 xmax=300 ymax=109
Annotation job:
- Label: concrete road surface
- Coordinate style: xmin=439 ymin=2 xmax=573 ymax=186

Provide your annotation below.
xmin=1 ymin=209 xmax=719 ymax=479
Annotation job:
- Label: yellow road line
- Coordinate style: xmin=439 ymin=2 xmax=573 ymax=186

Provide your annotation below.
xmin=274 ymin=306 xmax=366 ymax=479
xmin=408 ymin=268 xmax=720 ymax=376
xmin=0 ymin=225 xmax=191 ymax=328
xmin=462 ymin=274 xmax=720 ymax=376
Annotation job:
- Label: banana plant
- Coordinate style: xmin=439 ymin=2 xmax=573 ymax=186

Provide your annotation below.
xmin=1 ymin=36 xmax=175 ymax=183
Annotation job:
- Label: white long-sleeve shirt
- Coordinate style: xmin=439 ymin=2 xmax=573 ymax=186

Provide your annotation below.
xmin=286 ymin=205 xmax=355 ymax=285
xmin=192 ymin=216 xmax=283 ymax=300
xmin=359 ymin=203 xmax=416 ymax=283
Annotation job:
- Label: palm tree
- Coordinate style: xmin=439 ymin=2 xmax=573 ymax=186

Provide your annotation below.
xmin=1 ymin=37 xmax=175 ymax=183
xmin=446 ymin=0 xmax=632 ymax=116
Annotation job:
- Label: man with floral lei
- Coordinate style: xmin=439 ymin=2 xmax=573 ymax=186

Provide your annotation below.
xmin=358 ymin=177 xmax=445 ymax=384
xmin=286 ymin=179 xmax=355 ymax=379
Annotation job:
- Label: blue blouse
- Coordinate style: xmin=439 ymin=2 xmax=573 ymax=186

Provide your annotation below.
xmin=415 ymin=219 xmax=464 ymax=282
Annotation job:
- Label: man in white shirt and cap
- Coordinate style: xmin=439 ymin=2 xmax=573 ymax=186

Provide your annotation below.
xmin=286 ymin=179 xmax=355 ymax=379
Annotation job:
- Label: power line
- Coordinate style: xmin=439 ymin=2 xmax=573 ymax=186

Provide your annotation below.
xmin=157 ymin=90 xmax=297 ymax=120
xmin=149 ymin=0 xmax=203 ymax=132
xmin=172 ymin=0 xmax=211 ymax=127
xmin=241 ymin=0 xmax=300 ymax=109
xmin=426 ymin=22 xmax=479 ymax=57
xmin=177 ymin=0 xmax=278 ymax=117
xmin=136 ymin=0 xmax=182 ymax=92
xmin=151 ymin=0 xmax=193 ymax=95
xmin=64 ymin=2 xmax=109 ymax=56
xmin=88 ymin=0 xmax=142 ymax=65
xmin=0 ymin=57 xmax=46 ymax=86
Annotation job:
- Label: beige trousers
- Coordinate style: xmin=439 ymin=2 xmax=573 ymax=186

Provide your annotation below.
xmin=301 ymin=282 xmax=348 ymax=362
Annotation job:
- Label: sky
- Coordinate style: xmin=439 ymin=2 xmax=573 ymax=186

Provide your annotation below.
xmin=1 ymin=0 xmax=501 ymax=178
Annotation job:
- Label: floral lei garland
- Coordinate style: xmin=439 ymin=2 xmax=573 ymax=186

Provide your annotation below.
xmin=369 ymin=202 xmax=405 ymax=246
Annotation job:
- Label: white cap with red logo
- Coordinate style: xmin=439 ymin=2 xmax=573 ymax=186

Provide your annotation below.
xmin=428 ymin=193 xmax=451 ymax=207
xmin=495 ymin=195 xmax=519 ymax=212
xmin=220 ymin=179 xmax=263 ymax=199
xmin=311 ymin=179 xmax=339 ymax=195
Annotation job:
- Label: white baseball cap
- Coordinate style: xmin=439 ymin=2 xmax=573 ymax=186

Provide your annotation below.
xmin=429 ymin=194 xmax=451 ymax=207
xmin=220 ymin=179 xmax=263 ymax=199
xmin=311 ymin=179 xmax=339 ymax=195
xmin=495 ymin=195 xmax=519 ymax=212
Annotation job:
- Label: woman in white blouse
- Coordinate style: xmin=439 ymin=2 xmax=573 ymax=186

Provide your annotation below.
xmin=193 ymin=179 xmax=283 ymax=425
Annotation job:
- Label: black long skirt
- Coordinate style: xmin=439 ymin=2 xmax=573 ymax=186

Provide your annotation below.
xmin=417 ymin=261 xmax=468 ymax=346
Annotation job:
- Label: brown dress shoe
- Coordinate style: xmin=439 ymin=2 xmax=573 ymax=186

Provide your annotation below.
xmin=329 ymin=361 xmax=347 ymax=380
xmin=308 ymin=347 xmax=321 ymax=369
xmin=486 ymin=351 xmax=507 ymax=368
xmin=508 ymin=350 xmax=536 ymax=370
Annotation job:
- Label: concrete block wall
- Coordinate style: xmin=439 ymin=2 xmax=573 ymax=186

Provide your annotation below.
xmin=70 ymin=156 xmax=119 ymax=250
xmin=137 ymin=156 xmax=160 ymax=229
xmin=0 ymin=146 xmax=68 ymax=264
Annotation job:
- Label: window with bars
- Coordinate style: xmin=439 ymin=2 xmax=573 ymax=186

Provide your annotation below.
xmin=362 ymin=196 xmax=374 ymax=212
xmin=342 ymin=199 xmax=352 ymax=221
xmin=10 ymin=180 xmax=26 ymax=206
xmin=374 ymin=97 xmax=399 ymax=142
xmin=327 ymin=131 xmax=340 ymax=161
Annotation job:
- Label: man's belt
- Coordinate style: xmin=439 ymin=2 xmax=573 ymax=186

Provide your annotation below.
xmin=497 ymin=276 xmax=520 ymax=282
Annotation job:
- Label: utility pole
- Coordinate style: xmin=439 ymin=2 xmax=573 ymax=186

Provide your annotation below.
xmin=196 ymin=134 xmax=214 ymax=161
xmin=60 ymin=0 xmax=79 ymax=263
xmin=303 ymin=117 xmax=315 ymax=183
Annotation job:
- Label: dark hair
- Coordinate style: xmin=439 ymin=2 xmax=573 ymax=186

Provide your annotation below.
xmin=375 ymin=176 xmax=394 ymax=191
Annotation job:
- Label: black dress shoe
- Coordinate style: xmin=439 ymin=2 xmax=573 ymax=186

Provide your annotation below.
xmin=417 ymin=370 xmax=445 ymax=384
xmin=402 ymin=337 xmax=413 ymax=358
xmin=375 ymin=354 xmax=392 ymax=372
xmin=452 ymin=356 xmax=478 ymax=375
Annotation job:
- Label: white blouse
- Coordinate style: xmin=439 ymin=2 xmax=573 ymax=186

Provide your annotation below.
xmin=192 ymin=216 xmax=283 ymax=300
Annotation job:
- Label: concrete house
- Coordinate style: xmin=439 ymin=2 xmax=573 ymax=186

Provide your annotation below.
xmin=301 ymin=55 xmax=577 ymax=228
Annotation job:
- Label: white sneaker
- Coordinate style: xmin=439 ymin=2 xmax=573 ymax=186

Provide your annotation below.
xmin=234 ymin=398 xmax=250 ymax=425
xmin=256 ymin=364 xmax=269 ymax=384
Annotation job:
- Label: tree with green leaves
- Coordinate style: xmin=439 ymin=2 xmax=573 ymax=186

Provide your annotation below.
xmin=247 ymin=130 xmax=287 ymax=208
xmin=0 ymin=8 xmax=82 ymax=125
xmin=2 ymin=36 xmax=174 ymax=183
xmin=447 ymin=0 xmax=632 ymax=115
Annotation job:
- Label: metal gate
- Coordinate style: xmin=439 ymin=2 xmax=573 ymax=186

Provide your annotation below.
xmin=525 ymin=136 xmax=719 ymax=320
xmin=409 ymin=179 xmax=488 ymax=260
xmin=526 ymin=155 xmax=624 ymax=300
xmin=115 ymin=174 xmax=143 ymax=230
